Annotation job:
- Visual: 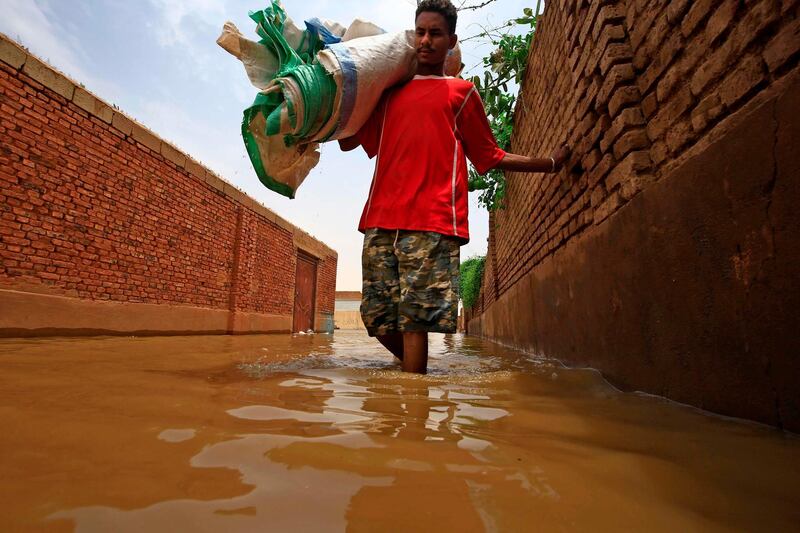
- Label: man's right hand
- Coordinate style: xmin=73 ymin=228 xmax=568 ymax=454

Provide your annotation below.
xmin=550 ymin=144 xmax=570 ymax=170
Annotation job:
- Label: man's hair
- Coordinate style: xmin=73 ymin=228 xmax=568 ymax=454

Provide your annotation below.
xmin=415 ymin=0 xmax=458 ymax=34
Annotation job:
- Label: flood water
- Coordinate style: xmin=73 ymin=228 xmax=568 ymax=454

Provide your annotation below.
xmin=1 ymin=331 xmax=798 ymax=532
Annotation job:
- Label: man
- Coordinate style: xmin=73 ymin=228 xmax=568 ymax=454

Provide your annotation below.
xmin=339 ymin=0 xmax=569 ymax=374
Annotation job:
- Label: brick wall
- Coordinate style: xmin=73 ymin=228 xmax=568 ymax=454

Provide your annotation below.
xmin=476 ymin=0 xmax=799 ymax=304
xmin=0 ymin=34 xmax=337 ymax=336
xmin=469 ymin=0 xmax=800 ymax=430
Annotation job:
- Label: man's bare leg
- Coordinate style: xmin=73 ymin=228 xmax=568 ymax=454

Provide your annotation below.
xmin=402 ymin=332 xmax=428 ymax=374
xmin=377 ymin=333 xmax=404 ymax=360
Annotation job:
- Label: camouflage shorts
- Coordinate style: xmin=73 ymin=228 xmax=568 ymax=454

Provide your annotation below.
xmin=361 ymin=229 xmax=460 ymax=336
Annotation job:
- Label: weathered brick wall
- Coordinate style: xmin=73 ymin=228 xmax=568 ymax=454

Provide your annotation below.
xmin=0 ymin=34 xmax=337 ymax=335
xmin=470 ymin=0 xmax=800 ymax=430
xmin=477 ymin=0 xmax=799 ymax=304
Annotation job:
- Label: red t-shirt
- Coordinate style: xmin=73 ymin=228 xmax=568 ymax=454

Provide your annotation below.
xmin=356 ymin=75 xmax=506 ymax=243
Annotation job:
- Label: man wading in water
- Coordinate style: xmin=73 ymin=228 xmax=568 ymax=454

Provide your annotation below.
xmin=339 ymin=0 xmax=568 ymax=373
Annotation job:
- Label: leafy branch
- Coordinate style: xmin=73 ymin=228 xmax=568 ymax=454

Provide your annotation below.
xmin=465 ymin=3 xmax=542 ymax=211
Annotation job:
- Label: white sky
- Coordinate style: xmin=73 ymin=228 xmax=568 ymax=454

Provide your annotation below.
xmin=0 ymin=0 xmax=535 ymax=290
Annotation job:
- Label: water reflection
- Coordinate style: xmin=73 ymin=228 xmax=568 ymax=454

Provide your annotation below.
xmin=0 ymin=332 xmax=798 ymax=532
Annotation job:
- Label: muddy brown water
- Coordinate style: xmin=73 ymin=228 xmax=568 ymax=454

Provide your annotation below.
xmin=0 ymin=331 xmax=798 ymax=532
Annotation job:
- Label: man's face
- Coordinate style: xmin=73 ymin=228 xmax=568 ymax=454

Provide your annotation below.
xmin=414 ymin=11 xmax=456 ymax=67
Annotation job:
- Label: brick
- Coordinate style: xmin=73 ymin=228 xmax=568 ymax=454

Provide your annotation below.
xmin=732 ymin=0 xmax=781 ymax=51
xmin=681 ymin=0 xmax=715 ymax=37
xmin=581 ymin=149 xmax=602 ymax=172
xmin=594 ymin=191 xmax=622 ymax=224
xmin=576 ymin=0 xmax=603 ymax=47
xmin=575 ymin=111 xmax=599 ymax=138
xmin=590 ymin=184 xmax=606 ymax=207
xmin=646 ymin=85 xmax=693 ymax=140
xmin=160 ymin=142 xmax=187 ymax=168
xmin=112 ymin=112 xmax=134 ymax=136
xmin=629 ymin=2 xmax=659 ymax=52
xmin=130 ymin=121 xmax=162 ymax=153
xmin=597 ymin=63 xmax=635 ymax=107
xmin=601 ymin=108 xmax=645 ymax=152
xmin=641 ymin=92 xmax=658 ymax=119
xmin=605 ymin=150 xmax=652 ymax=190
xmin=2 ymin=236 xmax=31 ymax=247
xmin=666 ymin=0 xmax=691 ymax=25
xmin=638 ymin=31 xmax=683 ymax=95
xmin=72 ymin=88 xmax=113 ymax=123
xmin=718 ymin=54 xmax=766 ymax=108
xmin=656 ymin=55 xmax=694 ymax=103
xmin=597 ymin=24 xmax=627 ymax=55
xmin=0 ymin=37 xmax=27 ymax=69
xmin=591 ymin=5 xmax=627 ymax=43
xmin=22 ymin=56 xmax=74 ymax=100
xmin=612 ymin=130 xmax=650 ymax=160
xmin=691 ymin=43 xmax=732 ymax=97
xmin=568 ymin=46 xmax=582 ymax=72
xmin=572 ymin=42 xmax=594 ymax=86
xmin=691 ymin=93 xmax=724 ymax=132
xmin=665 ymin=119 xmax=694 ymax=153
xmin=587 ymin=114 xmax=612 ymax=147
xmin=650 ymin=140 xmax=669 ymax=166
xmin=763 ymin=18 xmax=800 ymax=73
xmin=608 ymin=86 xmax=641 ymax=118
xmin=577 ymin=76 xmax=601 ymax=118
xmin=599 ymin=43 xmax=633 ymax=76
xmin=588 ymin=153 xmax=615 ymax=187
xmin=583 ymin=41 xmax=606 ymax=79
xmin=706 ymin=0 xmax=739 ymax=45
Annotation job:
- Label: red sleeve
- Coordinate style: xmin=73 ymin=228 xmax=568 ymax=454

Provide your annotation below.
xmin=355 ymin=96 xmax=387 ymax=159
xmin=456 ymin=88 xmax=506 ymax=175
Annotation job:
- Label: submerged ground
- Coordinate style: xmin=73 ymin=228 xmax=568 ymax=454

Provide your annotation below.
xmin=0 ymin=331 xmax=798 ymax=532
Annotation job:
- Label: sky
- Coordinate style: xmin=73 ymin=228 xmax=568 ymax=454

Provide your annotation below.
xmin=0 ymin=0 xmax=536 ymax=290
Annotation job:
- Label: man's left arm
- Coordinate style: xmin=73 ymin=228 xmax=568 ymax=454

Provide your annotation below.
xmin=493 ymin=145 xmax=570 ymax=174
xmin=459 ymin=88 xmax=569 ymax=176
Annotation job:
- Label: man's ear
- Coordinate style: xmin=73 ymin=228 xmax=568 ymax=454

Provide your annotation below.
xmin=449 ymin=33 xmax=458 ymax=49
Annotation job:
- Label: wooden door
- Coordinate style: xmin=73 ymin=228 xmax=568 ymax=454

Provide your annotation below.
xmin=293 ymin=252 xmax=317 ymax=333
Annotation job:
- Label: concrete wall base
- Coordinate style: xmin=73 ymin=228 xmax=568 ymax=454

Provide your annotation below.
xmin=0 ymin=289 xmax=292 ymax=337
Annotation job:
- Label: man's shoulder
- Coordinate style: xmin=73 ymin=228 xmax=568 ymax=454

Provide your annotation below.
xmin=438 ymin=77 xmax=475 ymax=91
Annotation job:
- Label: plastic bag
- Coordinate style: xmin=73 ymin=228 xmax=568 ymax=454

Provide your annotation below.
xmin=218 ymin=1 xmax=460 ymax=199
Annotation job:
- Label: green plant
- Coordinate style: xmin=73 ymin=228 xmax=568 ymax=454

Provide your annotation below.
xmin=467 ymin=3 xmax=541 ymax=211
xmin=460 ymin=255 xmax=486 ymax=309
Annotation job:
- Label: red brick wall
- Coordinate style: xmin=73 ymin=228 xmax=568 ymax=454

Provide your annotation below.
xmin=0 ymin=35 xmax=337 ymax=334
xmin=476 ymin=0 xmax=799 ymax=313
